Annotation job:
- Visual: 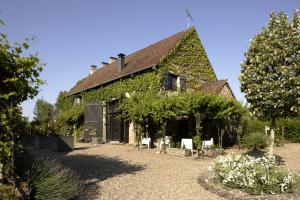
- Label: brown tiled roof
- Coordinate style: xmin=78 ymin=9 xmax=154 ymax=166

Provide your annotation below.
xmin=68 ymin=28 xmax=192 ymax=95
xmin=200 ymin=79 xmax=235 ymax=98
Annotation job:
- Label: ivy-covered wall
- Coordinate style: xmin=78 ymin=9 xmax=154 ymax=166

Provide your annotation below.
xmin=159 ymin=27 xmax=217 ymax=89
xmin=80 ymin=27 xmax=217 ymax=103
xmin=82 ymin=70 xmax=160 ymax=103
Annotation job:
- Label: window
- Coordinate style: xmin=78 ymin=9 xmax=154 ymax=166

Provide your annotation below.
xmin=163 ymin=72 xmax=177 ymax=91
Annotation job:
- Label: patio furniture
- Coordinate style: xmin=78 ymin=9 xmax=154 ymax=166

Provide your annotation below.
xmin=181 ymin=138 xmax=193 ymax=155
xmin=202 ymin=138 xmax=214 ymax=149
xmin=159 ymin=136 xmax=171 ymax=149
xmin=141 ymin=137 xmax=151 ymax=149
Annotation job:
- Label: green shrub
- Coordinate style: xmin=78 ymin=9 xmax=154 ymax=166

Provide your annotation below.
xmin=278 ymin=119 xmax=300 ymax=143
xmin=73 ymin=126 xmax=84 ymax=140
xmin=209 ymin=154 xmax=298 ymax=194
xmin=193 ymin=135 xmax=202 ymax=150
xmin=27 ymin=158 xmax=79 ymax=200
xmin=241 ymin=132 xmax=268 ymax=149
xmin=243 ymin=119 xmax=268 ymax=135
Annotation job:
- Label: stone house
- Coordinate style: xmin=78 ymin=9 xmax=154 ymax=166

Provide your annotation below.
xmin=68 ymin=27 xmax=235 ymax=144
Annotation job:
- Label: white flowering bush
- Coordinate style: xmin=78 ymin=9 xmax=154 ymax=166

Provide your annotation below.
xmin=209 ymin=154 xmax=298 ymax=194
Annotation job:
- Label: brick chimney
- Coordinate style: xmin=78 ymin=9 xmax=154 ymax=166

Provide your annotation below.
xmin=117 ymin=53 xmax=125 ymax=72
xmin=101 ymin=62 xmax=109 ymax=67
xmin=89 ymin=65 xmax=97 ymax=75
xmin=109 ymin=57 xmax=117 ymax=64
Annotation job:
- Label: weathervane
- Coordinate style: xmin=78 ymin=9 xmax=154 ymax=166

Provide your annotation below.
xmin=185 ymin=8 xmax=193 ymax=28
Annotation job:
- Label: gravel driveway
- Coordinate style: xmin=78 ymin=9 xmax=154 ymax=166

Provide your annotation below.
xmin=30 ymin=143 xmax=300 ymax=200
xmin=31 ymin=143 xmax=221 ymax=200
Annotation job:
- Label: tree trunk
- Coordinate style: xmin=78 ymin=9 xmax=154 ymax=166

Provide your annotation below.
xmin=220 ymin=129 xmax=224 ymax=149
xmin=268 ymin=118 xmax=276 ymax=159
xmin=217 ymin=127 xmax=220 ymax=147
xmin=162 ymin=122 xmax=167 ymax=154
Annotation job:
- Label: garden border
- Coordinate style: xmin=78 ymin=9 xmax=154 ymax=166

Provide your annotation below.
xmin=197 ymin=174 xmax=300 ymax=200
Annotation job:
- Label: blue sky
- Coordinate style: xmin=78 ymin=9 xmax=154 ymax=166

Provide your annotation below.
xmin=1 ymin=0 xmax=299 ymax=120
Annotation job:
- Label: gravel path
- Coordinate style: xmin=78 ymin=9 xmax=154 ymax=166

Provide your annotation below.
xmin=30 ymin=143 xmax=221 ymax=200
xmin=30 ymin=143 xmax=300 ymax=200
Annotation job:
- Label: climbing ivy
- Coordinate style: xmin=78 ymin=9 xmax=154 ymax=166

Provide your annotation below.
xmin=81 ymin=71 xmax=160 ymax=103
xmin=78 ymin=27 xmax=217 ymax=104
xmin=159 ymin=27 xmax=217 ymax=89
xmin=119 ymin=91 xmax=243 ymax=142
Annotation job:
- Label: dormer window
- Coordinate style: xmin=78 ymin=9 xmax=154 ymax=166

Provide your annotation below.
xmin=163 ymin=72 xmax=177 ymax=91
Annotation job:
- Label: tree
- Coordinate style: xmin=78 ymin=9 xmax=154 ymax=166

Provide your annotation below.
xmin=0 ymin=24 xmax=44 ymax=182
xmin=32 ymin=99 xmax=55 ymax=135
xmin=54 ymin=91 xmax=72 ymax=116
xmin=240 ymin=10 xmax=300 ymax=158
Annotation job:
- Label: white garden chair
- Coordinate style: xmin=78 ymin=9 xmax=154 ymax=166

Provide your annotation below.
xmin=202 ymin=138 xmax=214 ymax=149
xmin=159 ymin=136 xmax=171 ymax=149
xmin=141 ymin=137 xmax=151 ymax=149
xmin=181 ymin=138 xmax=193 ymax=155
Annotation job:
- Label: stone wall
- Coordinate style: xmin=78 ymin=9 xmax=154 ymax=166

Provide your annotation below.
xmin=219 ymin=85 xmax=234 ymax=99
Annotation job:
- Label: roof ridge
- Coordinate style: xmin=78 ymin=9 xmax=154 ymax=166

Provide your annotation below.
xmin=69 ymin=28 xmax=193 ymax=95
xmin=123 ymin=28 xmax=192 ymax=59
xmin=91 ymin=28 xmax=192 ymax=75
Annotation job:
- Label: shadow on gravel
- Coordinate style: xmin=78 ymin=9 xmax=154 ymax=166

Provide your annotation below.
xmin=31 ymin=151 xmax=145 ymax=200
xmin=245 ymin=149 xmax=285 ymax=165
xmin=74 ymin=146 xmax=99 ymax=151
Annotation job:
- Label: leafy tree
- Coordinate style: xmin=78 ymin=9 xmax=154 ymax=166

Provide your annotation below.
xmin=120 ymin=91 xmax=243 ymax=152
xmin=240 ymin=10 xmax=300 ymax=158
xmin=0 ymin=23 xmax=44 ymax=182
xmin=33 ymin=99 xmax=54 ymax=123
xmin=54 ymin=91 xmax=72 ymax=116
xmin=51 ymin=91 xmax=83 ymax=136
xmin=32 ymin=99 xmax=55 ymax=135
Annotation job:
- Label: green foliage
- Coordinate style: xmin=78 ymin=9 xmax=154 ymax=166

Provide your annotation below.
xmin=209 ymin=154 xmax=298 ymax=194
xmin=240 ymin=11 xmax=300 ymax=120
xmin=33 ymin=99 xmax=54 ymax=123
xmin=27 ymin=158 xmax=79 ymax=200
xmin=120 ymin=91 xmax=243 ymax=141
xmin=193 ymin=135 xmax=202 ymax=150
xmin=54 ymin=91 xmax=73 ymax=115
xmin=82 ymin=71 xmax=160 ymax=103
xmin=0 ymin=36 xmax=44 ymax=106
xmin=32 ymin=99 xmax=55 ymax=135
xmin=0 ymin=106 xmax=31 ymax=181
xmin=159 ymin=27 xmax=217 ymax=89
xmin=72 ymin=126 xmax=84 ymax=140
xmin=242 ymin=119 xmax=268 ymax=135
xmin=38 ymin=91 xmax=83 ymax=136
xmin=72 ymin=27 xmax=218 ymax=128
xmin=0 ymin=25 xmax=43 ymax=181
xmin=277 ymin=118 xmax=300 ymax=143
xmin=53 ymin=104 xmax=84 ymax=136
xmin=241 ymin=117 xmax=300 ymax=143
xmin=241 ymin=132 xmax=268 ymax=149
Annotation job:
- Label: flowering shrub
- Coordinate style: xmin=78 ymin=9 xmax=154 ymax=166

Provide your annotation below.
xmin=209 ymin=154 xmax=298 ymax=194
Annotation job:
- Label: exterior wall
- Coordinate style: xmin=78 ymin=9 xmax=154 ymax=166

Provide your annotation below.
xmin=159 ymin=28 xmax=217 ymax=90
xmin=128 ymin=122 xmax=135 ymax=144
xmin=219 ymin=85 xmax=234 ymax=99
